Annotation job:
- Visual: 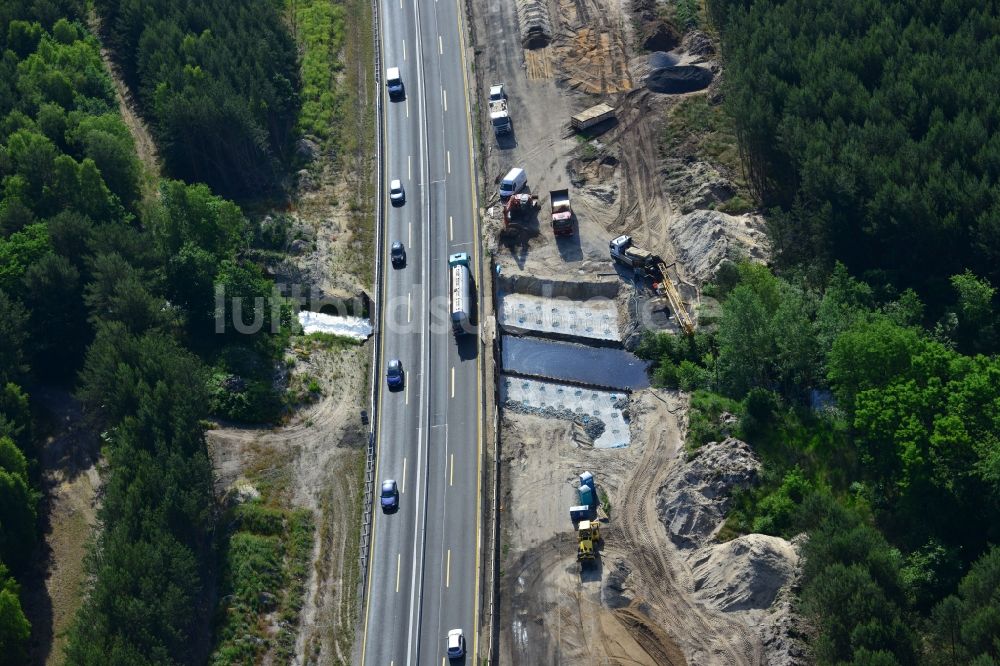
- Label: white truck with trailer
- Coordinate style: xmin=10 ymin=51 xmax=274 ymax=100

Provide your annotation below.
xmin=488 ymin=84 xmax=512 ymax=136
xmin=609 ymin=235 xmax=657 ymax=269
xmin=449 ymin=253 xmax=473 ymax=335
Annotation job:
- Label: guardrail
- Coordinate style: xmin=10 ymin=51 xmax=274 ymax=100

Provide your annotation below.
xmin=360 ymin=0 xmax=386 ymax=601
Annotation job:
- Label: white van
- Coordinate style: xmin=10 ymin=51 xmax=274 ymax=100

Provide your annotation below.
xmin=499 ymin=167 xmax=526 ymax=198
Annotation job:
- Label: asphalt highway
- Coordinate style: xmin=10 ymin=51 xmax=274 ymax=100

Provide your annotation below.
xmin=360 ymin=0 xmax=482 ymax=662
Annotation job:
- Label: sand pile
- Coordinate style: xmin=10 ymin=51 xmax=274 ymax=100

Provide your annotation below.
xmin=670 ymin=210 xmax=770 ymax=283
xmin=656 ymin=438 xmax=808 ymax=665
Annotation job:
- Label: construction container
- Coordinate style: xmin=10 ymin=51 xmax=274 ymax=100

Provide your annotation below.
xmin=579 ymin=471 xmax=595 ymax=490
xmin=570 ymin=504 xmax=595 ymax=523
xmin=571 ymin=103 xmax=616 ymax=131
xmin=578 ymin=484 xmax=594 ymax=507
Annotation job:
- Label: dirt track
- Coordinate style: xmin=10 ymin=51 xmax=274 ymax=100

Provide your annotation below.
xmin=497 ymin=391 xmax=766 ymax=665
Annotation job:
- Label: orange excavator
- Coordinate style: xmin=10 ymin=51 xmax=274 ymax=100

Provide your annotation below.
xmin=501 ymin=192 xmax=539 ymax=235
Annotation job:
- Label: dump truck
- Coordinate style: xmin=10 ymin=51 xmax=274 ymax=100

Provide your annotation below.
xmin=488 ymin=84 xmax=512 ymax=136
xmin=610 ymin=235 xmax=658 ymax=270
xmin=571 ymin=103 xmax=616 ymax=131
xmin=550 ymin=188 xmax=573 ymax=236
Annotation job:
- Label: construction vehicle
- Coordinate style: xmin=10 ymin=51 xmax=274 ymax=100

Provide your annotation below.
xmin=651 ymin=259 xmax=696 ymax=335
xmin=577 ymin=519 xmax=601 ymax=543
xmin=610 ymin=236 xmax=696 ymax=335
xmin=577 ymin=538 xmax=596 ymax=567
xmin=609 ymin=235 xmax=657 ymax=270
xmin=550 ymin=188 xmax=573 ymax=236
xmin=576 ymin=518 xmax=599 ymax=568
xmin=500 ymin=192 xmax=538 ymax=235
xmin=488 ymin=84 xmax=512 ymax=136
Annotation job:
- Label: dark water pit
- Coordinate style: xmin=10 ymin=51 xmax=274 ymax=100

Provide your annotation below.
xmin=502 ymin=336 xmax=650 ymax=390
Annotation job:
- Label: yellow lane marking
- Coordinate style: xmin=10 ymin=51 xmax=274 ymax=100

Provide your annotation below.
xmin=360 ymin=16 xmax=394 ymax=658
xmin=454 ymin=0 xmax=486 ymax=658
xmin=396 ymin=553 xmax=401 ymax=593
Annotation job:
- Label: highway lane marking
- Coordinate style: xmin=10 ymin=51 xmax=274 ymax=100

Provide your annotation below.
xmin=446 ymin=150 xmax=451 ymax=174
xmin=450 ymin=454 xmax=454 ymax=487
xmin=402 ymin=39 xmax=406 ymax=60
xmin=405 ymin=380 xmax=409 ymax=405
xmin=406 ymin=98 xmax=409 ymax=118
xmin=396 ymin=553 xmax=402 ymax=592
xmin=408 ymin=221 xmax=412 ymax=247
xmin=408 ymin=155 xmax=411 ymax=180
xmin=446 ymin=549 xmax=451 ymax=587
xmin=439 ymin=35 xmax=443 ymax=55
xmin=449 ymin=215 xmax=453 ymax=241
xmin=407 ymin=291 xmax=412 ymax=322
xmin=402 ymin=457 xmax=407 ymax=493
xmin=450 ymin=366 xmax=455 ymax=398
xmin=406 ymin=3 xmax=433 ymax=661
xmin=442 ymin=88 xmax=447 ymax=112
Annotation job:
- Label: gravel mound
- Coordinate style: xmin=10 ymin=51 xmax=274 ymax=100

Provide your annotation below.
xmin=656 ymin=438 xmax=760 ymax=549
xmin=503 ymin=400 xmax=607 ymax=441
xmin=670 ymin=209 xmax=770 ymax=283
xmin=682 ymin=31 xmax=716 ymax=57
xmin=515 ymin=0 xmax=552 ymax=48
xmin=646 ymin=65 xmax=713 ymax=94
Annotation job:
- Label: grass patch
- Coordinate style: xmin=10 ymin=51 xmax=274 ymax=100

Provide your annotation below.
xmin=210 ymin=500 xmax=316 ymax=665
xmin=306 ymin=449 xmax=365 ymax=664
xmin=338 ymin=0 xmax=376 ymax=285
xmin=304 ymin=331 xmax=361 ymax=350
xmin=662 ymin=95 xmax=745 ymax=186
xmin=287 ymin=0 xmax=347 ymax=147
xmin=686 ymin=390 xmax=741 ymax=453
xmin=599 ymin=489 xmax=612 ymax=517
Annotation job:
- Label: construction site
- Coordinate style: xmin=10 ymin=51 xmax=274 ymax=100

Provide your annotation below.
xmin=466 ymin=0 xmax=797 ymax=662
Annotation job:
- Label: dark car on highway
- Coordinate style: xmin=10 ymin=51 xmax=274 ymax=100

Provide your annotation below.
xmin=386 ymin=358 xmax=404 ymax=390
xmin=380 ymin=479 xmax=399 ymax=513
xmin=391 ymin=241 xmax=406 ymax=268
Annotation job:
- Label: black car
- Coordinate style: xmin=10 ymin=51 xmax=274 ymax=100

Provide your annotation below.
xmin=380 ymin=479 xmax=399 ymax=513
xmin=391 ymin=241 xmax=406 ymax=268
xmin=386 ymin=359 xmax=404 ymax=390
